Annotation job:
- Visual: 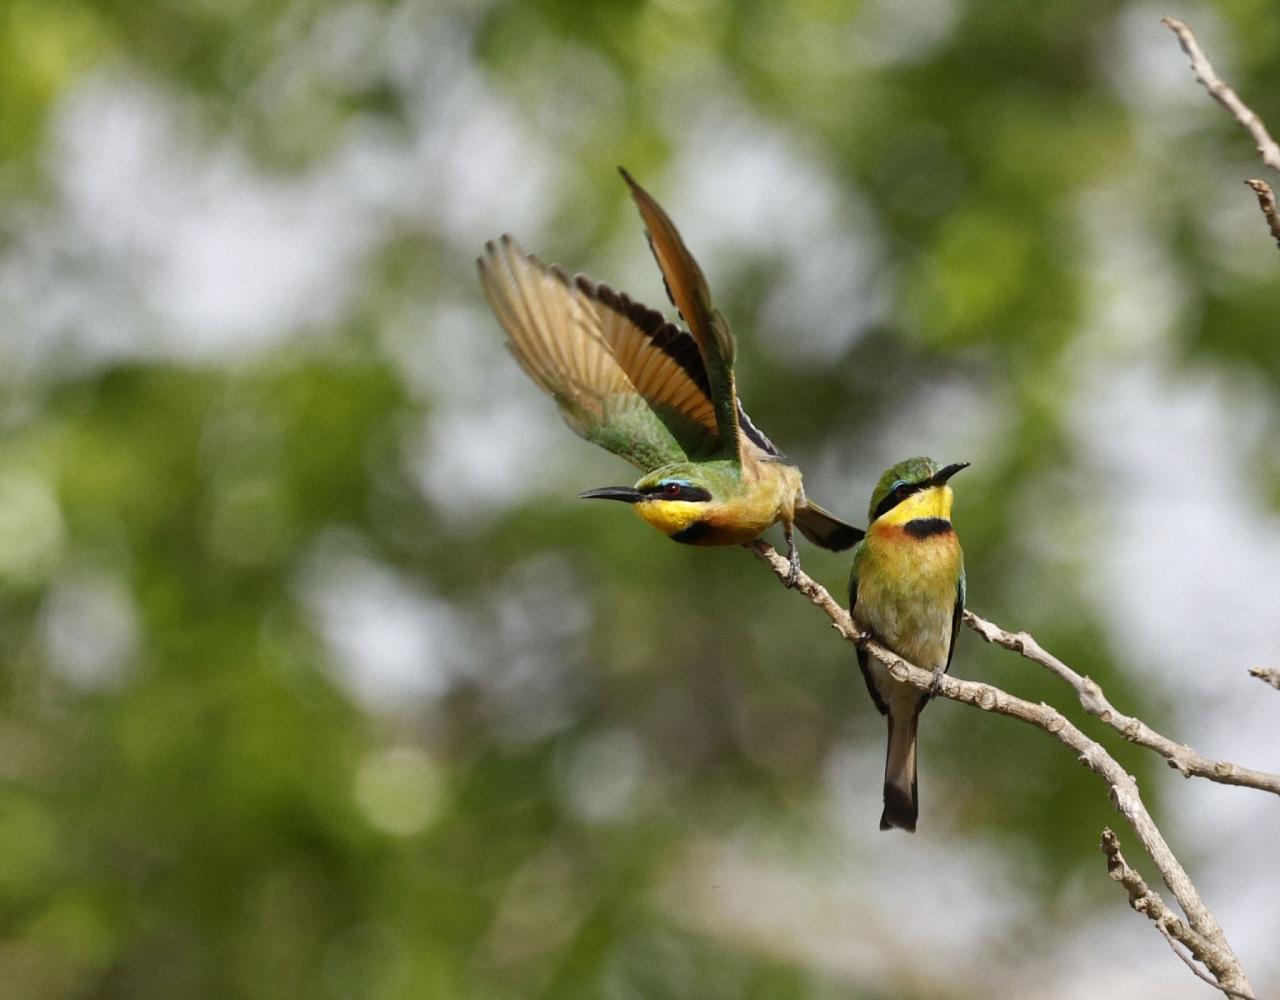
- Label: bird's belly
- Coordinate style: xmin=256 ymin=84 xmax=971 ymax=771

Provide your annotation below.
xmin=857 ymin=544 xmax=959 ymax=673
xmin=859 ymin=589 xmax=954 ymax=719
xmin=862 ymin=597 xmax=955 ymax=671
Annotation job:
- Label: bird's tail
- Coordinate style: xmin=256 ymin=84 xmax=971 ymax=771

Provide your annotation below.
xmin=880 ymin=709 xmax=920 ymax=832
xmin=795 ymin=501 xmax=864 ymax=551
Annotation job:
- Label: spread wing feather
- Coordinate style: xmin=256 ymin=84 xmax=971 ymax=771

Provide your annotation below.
xmin=478 ymin=235 xmax=723 ymax=469
xmin=619 ymin=168 xmax=743 ymax=461
xmin=582 ymin=278 xmax=720 ymax=452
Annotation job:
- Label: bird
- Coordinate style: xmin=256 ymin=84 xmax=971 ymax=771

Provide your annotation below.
xmin=848 ymin=457 xmax=967 ymax=831
xmin=476 ymin=167 xmax=863 ymax=580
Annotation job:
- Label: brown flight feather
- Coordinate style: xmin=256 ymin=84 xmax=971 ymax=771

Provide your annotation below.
xmin=478 ymin=235 xmax=722 ymax=465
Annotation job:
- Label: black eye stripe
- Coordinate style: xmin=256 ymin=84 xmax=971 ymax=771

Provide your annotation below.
xmin=642 ymin=482 xmax=712 ymax=503
xmin=873 ymin=481 xmax=925 ymax=520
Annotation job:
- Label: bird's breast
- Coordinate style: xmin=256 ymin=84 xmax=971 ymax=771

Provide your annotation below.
xmin=856 ymin=531 xmax=961 ymax=672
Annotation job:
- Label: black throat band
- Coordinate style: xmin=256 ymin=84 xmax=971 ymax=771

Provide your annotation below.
xmin=903 ymin=517 xmax=953 ymax=539
xmin=671 ymin=521 xmax=713 ymax=544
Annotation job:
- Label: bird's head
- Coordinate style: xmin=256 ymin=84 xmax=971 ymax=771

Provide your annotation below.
xmin=867 ymin=457 xmax=968 ymax=527
xmin=580 ymin=464 xmax=718 ymax=539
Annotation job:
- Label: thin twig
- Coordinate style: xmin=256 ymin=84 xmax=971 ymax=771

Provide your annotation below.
xmin=963 ymin=611 xmax=1280 ymax=796
xmin=1244 ymin=180 xmax=1280 ymax=249
xmin=1248 ymin=666 xmax=1280 ymax=691
xmin=1163 ymin=17 xmax=1280 ymax=253
xmin=750 ymin=540 xmax=1255 ymax=999
xmin=1162 ymin=17 xmax=1280 ymax=172
xmin=1101 ymin=830 xmax=1252 ymax=1000
xmin=1162 ymin=925 xmax=1244 ymax=998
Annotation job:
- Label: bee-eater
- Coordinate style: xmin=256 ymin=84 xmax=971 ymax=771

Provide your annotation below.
xmin=849 ymin=457 xmax=967 ymax=832
xmin=477 ymin=168 xmax=862 ymax=579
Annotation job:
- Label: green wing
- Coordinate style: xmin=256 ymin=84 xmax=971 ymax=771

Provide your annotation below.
xmin=946 ymin=570 xmax=966 ymax=672
xmin=478 ymin=235 xmax=724 ymax=470
xmin=849 ymin=544 xmax=888 ymax=716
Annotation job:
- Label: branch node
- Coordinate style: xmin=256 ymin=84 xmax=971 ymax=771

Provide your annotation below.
xmin=1099 ymin=826 xmax=1256 ymax=998
xmin=1243 ymin=179 xmax=1280 ymax=249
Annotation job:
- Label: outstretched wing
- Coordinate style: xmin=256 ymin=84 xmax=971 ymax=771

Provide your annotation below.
xmin=619 ymin=168 xmax=743 ymax=463
xmin=478 ymin=235 xmax=724 ymax=469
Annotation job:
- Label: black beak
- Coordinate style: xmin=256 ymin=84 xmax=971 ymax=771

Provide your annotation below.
xmin=579 ymin=486 xmax=645 ymax=504
xmin=929 ymin=462 xmax=969 ymax=487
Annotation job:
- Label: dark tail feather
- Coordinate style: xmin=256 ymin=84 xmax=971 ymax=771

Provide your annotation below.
xmin=880 ymin=709 xmax=919 ymax=832
xmin=795 ymin=502 xmax=864 ymax=552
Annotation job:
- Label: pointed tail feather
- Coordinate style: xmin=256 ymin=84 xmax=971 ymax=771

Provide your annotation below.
xmin=880 ymin=709 xmax=919 ymax=832
xmin=795 ymin=502 xmax=864 ymax=552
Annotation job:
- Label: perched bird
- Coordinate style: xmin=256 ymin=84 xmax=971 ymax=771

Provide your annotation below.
xmin=477 ymin=168 xmax=862 ymax=579
xmin=849 ymin=457 xmax=967 ymax=831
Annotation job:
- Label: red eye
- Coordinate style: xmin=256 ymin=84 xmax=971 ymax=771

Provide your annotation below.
xmin=663 ymin=483 xmax=682 ymax=498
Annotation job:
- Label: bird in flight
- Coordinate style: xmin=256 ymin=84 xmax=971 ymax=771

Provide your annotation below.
xmin=478 ymin=168 xmax=862 ymax=581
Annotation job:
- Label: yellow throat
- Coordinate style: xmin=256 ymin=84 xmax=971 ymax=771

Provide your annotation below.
xmin=633 ymin=499 xmax=707 ymax=537
xmin=874 ymin=485 xmax=954 ymax=529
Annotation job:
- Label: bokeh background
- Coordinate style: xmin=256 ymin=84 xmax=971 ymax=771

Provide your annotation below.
xmin=0 ymin=0 xmax=1277 ymax=997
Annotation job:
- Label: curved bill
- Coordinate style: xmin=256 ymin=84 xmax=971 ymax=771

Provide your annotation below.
xmin=579 ymin=486 xmax=645 ymax=503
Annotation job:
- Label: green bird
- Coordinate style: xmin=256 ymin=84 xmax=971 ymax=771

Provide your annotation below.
xmin=849 ymin=457 xmax=967 ymax=832
xmin=477 ymin=168 xmax=862 ymax=579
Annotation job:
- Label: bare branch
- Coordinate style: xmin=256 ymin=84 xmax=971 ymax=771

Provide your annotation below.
xmin=1101 ymin=830 xmax=1252 ymax=1000
xmin=964 ymin=611 xmax=1280 ymax=796
xmin=1162 ymin=17 xmax=1280 ymax=172
xmin=749 ymin=540 xmax=1255 ymax=999
xmin=1248 ymin=666 xmax=1280 ymax=690
xmin=1244 ymin=180 xmax=1280 ymax=250
xmin=1163 ymin=17 xmax=1280 ymax=251
xmin=1163 ymin=929 xmax=1246 ymax=999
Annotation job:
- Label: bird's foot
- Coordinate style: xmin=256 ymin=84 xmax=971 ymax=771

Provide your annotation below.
xmin=783 ymin=527 xmax=800 ymax=588
xmin=784 ymin=550 xmax=801 ymax=589
xmin=929 ymin=665 xmax=947 ymax=698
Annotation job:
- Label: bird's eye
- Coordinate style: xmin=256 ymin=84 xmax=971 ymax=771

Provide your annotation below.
xmin=662 ymin=482 xmax=683 ymax=499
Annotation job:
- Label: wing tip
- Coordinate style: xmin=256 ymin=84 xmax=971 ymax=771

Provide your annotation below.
xmin=619 ymin=166 xmax=659 ymax=216
xmin=481 ymin=235 xmax=581 ymax=294
xmin=479 ymin=233 xmax=517 ymax=265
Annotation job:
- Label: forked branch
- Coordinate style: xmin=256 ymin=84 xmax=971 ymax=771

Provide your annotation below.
xmin=1101 ymin=830 xmax=1251 ymax=1000
xmin=1163 ymin=17 xmax=1280 ymax=252
xmin=749 ymin=540 xmax=1255 ymax=999
xmin=964 ymin=612 xmax=1280 ymax=795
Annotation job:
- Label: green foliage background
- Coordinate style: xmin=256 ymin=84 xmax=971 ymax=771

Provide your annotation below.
xmin=0 ymin=0 xmax=1276 ymax=997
